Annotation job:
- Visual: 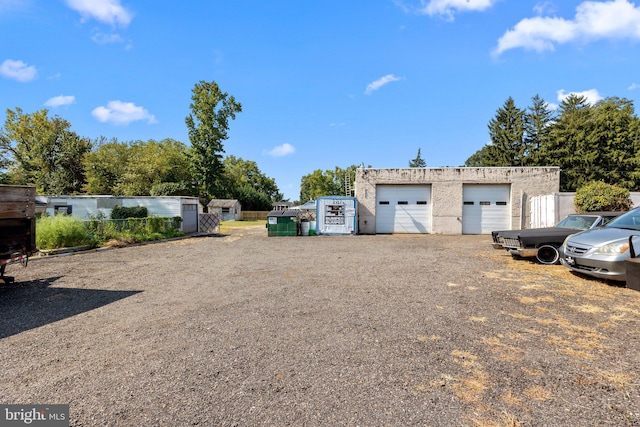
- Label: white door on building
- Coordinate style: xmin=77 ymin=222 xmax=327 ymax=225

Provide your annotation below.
xmin=462 ymin=184 xmax=510 ymax=234
xmin=375 ymin=185 xmax=431 ymax=233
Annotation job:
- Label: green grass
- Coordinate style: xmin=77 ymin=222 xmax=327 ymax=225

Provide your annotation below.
xmin=219 ymin=220 xmax=265 ymax=234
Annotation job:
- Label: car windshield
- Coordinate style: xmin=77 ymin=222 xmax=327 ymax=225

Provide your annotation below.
xmin=605 ymin=209 xmax=640 ymax=230
xmin=555 ymin=215 xmax=597 ymax=229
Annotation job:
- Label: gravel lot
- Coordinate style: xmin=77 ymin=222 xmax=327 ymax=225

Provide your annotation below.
xmin=1 ymin=226 xmax=640 ymax=426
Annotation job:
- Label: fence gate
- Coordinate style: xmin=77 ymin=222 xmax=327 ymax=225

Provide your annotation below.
xmin=199 ymin=213 xmax=220 ymax=233
xmin=529 ymin=194 xmax=556 ymax=228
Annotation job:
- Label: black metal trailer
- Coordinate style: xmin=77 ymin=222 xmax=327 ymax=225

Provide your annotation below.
xmin=0 ymin=185 xmax=37 ymax=285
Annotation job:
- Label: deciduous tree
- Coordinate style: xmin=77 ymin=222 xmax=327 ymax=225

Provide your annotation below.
xmin=0 ymin=107 xmax=91 ymax=194
xmin=186 ymin=81 xmax=242 ymax=199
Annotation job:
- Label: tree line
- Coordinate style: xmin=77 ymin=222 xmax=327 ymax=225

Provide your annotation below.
xmin=0 ymin=81 xmax=282 ymax=211
xmin=466 ymin=94 xmax=640 ymax=192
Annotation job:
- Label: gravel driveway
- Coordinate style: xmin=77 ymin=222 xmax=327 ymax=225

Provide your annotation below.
xmin=1 ymin=226 xmax=639 ymax=426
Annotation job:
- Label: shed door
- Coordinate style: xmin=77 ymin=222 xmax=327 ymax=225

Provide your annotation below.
xmin=181 ymin=203 xmax=198 ymax=233
xmin=375 ymin=185 xmax=431 ymax=234
xmin=462 ymin=185 xmax=510 ymax=234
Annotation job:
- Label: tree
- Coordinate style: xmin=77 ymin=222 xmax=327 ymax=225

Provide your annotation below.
xmin=233 ymin=184 xmax=273 ymax=211
xmin=299 ymin=165 xmax=357 ymax=202
xmin=487 ymin=97 xmax=526 ymax=165
xmin=523 ymin=94 xmax=555 ymax=165
xmin=465 ymin=97 xmax=526 ymax=167
xmin=83 ymin=137 xmax=131 ymax=195
xmin=409 ymin=148 xmax=426 ymax=167
xmin=0 ymin=107 xmax=92 ymax=194
xmin=538 ymin=94 xmax=593 ymax=191
xmin=84 ymin=138 xmax=192 ymax=196
xmin=186 ymin=81 xmax=242 ymax=199
xmin=583 ymin=97 xmax=640 ymax=190
xmin=118 ymin=139 xmax=192 ymax=196
xmin=223 ymin=155 xmax=281 ymax=201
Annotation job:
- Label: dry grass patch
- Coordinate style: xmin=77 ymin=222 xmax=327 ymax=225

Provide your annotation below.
xmin=597 ymin=370 xmax=637 ymax=389
xmin=453 ymin=370 xmax=489 ymax=403
xmin=451 ymin=349 xmax=480 ymax=368
xmin=482 ymin=336 xmax=525 ymax=362
xmin=503 ymin=311 xmax=533 ymax=321
xmin=417 ymin=335 xmax=440 ymax=342
xmin=520 ymin=284 xmax=546 ymax=290
xmin=570 ymin=304 xmax=604 ymax=313
xmin=560 ymin=347 xmax=596 ymax=360
xmin=523 ymin=385 xmax=552 ymax=401
xmin=519 ymin=296 xmax=555 ymax=305
xmin=470 ymin=316 xmax=487 ymax=322
xmin=523 ymin=367 xmax=544 ymax=377
xmin=500 ymin=389 xmax=523 ymax=407
xmin=545 ymin=334 xmax=572 ymax=347
xmin=468 ymin=411 xmax=523 ymax=427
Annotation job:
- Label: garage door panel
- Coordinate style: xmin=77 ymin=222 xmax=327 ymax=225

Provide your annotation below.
xmin=462 ymin=185 xmax=510 ymax=234
xmin=376 ymin=185 xmax=431 ymax=234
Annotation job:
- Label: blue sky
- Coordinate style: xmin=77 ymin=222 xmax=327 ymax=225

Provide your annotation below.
xmin=1 ymin=0 xmax=640 ymax=201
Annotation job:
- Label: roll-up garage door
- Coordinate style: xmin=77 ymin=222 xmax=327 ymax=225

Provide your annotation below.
xmin=375 ymin=185 xmax=431 ymax=233
xmin=462 ymin=184 xmax=510 ymax=234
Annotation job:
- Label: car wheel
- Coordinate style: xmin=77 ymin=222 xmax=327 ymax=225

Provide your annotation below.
xmin=536 ymin=244 xmax=560 ymax=265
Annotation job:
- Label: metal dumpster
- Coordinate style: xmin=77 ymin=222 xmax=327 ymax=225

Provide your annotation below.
xmin=266 ymin=210 xmax=300 ymax=237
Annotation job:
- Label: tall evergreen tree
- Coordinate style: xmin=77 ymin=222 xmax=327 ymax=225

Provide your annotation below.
xmin=539 ymin=94 xmax=592 ymax=191
xmin=409 ymin=148 xmax=427 ymax=167
xmin=524 ymin=94 xmax=555 ymax=165
xmin=487 ymin=97 xmax=526 ymax=165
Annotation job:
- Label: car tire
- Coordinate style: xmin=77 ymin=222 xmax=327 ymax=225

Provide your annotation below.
xmin=536 ymin=244 xmax=560 ymax=265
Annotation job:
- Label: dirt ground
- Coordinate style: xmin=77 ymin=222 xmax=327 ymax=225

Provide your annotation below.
xmin=1 ymin=226 xmax=639 ymax=426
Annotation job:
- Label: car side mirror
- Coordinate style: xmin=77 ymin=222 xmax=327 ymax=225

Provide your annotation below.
xmin=629 ymin=235 xmax=640 ymax=258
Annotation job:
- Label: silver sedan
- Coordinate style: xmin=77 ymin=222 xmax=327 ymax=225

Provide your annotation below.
xmin=560 ymin=208 xmax=640 ymax=282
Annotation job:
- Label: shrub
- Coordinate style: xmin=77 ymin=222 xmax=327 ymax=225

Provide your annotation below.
xmin=111 ymin=206 xmax=148 ymax=219
xmin=36 ymin=215 xmax=90 ymax=249
xmin=574 ymin=181 xmax=633 ymax=213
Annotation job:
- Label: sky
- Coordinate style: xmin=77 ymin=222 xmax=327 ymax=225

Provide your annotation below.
xmin=1 ymin=0 xmax=640 ymax=201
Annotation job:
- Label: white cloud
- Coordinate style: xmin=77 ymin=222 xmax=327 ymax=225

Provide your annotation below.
xmin=557 ymin=88 xmax=604 ymax=105
xmin=265 ymin=143 xmax=295 ymax=158
xmin=533 ymin=2 xmax=556 ymax=16
xmin=365 ymin=74 xmax=402 ymax=95
xmin=0 ymin=59 xmax=37 ymax=82
xmin=44 ymin=95 xmax=76 ymax=107
xmin=66 ymin=0 xmax=132 ymax=26
xmin=92 ymin=101 xmax=157 ymax=125
xmin=419 ymin=0 xmax=498 ymax=20
xmin=495 ymin=0 xmax=640 ymax=55
xmin=91 ymin=32 xmax=124 ymax=45
xmin=628 ymin=82 xmax=639 ymax=90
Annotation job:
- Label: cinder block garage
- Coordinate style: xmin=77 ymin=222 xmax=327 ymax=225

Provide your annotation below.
xmin=354 ymin=167 xmax=560 ymax=235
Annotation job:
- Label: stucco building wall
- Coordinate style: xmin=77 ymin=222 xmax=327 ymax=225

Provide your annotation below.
xmin=354 ymin=167 xmax=561 ymax=234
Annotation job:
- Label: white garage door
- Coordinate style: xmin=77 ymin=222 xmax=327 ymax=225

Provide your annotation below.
xmin=376 ymin=185 xmax=431 ymax=234
xmin=462 ymin=185 xmax=510 ymax=234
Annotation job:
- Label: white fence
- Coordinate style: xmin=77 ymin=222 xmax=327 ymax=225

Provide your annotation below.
xmin=529 ymin=192 xmax=640 ymax=228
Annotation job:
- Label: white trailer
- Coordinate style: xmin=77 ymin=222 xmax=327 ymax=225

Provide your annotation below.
xmin=315 ymin=196 xmax=357 ymax=235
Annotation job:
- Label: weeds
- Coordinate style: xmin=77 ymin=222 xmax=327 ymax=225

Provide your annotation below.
xmin=36 ymin=215 xmax=185 ymax=250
